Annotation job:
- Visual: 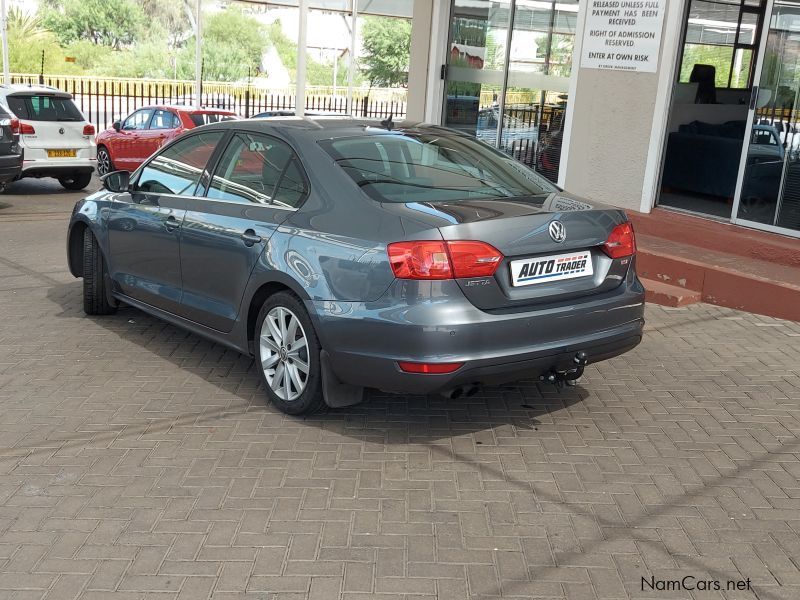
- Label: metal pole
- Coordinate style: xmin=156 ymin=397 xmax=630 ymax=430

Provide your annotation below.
xmin=297 ymin=0 xmax=308 ymax=116
xmin=1 ymin=0 xmax=9 ymax=85
xmin=194 ymin=0 xmax=202 ymax=108
xmin=348 ymin=0 xmax=358 ymax=116
xmin=333 ymin=50 xmax=338 ymax=97
xmin=495 ymin=0 xmax=517 ymax=148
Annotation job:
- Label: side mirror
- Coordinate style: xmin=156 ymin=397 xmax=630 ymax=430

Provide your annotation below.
xmin=101 ymin=170 xmax=130 ymax=193
xmin=112 ymin=120 xmax=121 ymax=132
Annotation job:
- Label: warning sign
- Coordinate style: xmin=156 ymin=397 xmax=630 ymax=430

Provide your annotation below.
xmin=580 ymin=0 xmax=666 ymax=73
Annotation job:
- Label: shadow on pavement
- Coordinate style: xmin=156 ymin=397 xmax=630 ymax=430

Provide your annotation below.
xmin=45 ymin=280 xmax=586 ymax=445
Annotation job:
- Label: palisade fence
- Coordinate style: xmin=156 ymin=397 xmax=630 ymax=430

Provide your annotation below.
xmin=10 ymin=74 xmax=408 ymax=132
xmin=501 ymin=104 xmax=566 ymax=182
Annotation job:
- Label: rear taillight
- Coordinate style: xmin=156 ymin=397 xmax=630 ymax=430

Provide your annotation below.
xmin=9 ymin=118 xmax=19 ymax=135
xmin=19 ymin=121 xmax=35 ymax=135
xmin=387 ymin=241 xmax=452 ymax=280
xmin=83 ymin=123 xmax=96 ymax=135
xmin=387 ymin=240 xmax=503 ymax=280
xmin=448 ymin=241 xmax=503 ymax=278
xmin=602 ymin=222 xmax=636 ymax=259
xmin=398 ymin=361 xmax=464 ymax=374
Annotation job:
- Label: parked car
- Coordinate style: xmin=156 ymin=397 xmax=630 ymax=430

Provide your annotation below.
xmin=0 ymin=106 xmax=23 ymax=192
xmin=251 ymin=110 xmax=344 ymax=119
xmin=169 ymin=93 xmax=240 ymax=111
xmin=0 ymin=84 xmax=96 ymax=190
xmin=95 ymin=105 xmax=238 ymax=175
xmin=67 ymin=118 xmax=645 ymax=415
xmin=748 ymin=123 xmax=785 ymax=164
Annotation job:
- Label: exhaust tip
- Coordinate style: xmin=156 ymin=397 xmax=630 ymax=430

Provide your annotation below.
xmin=447 ymin=387 xmax=463 ymax=400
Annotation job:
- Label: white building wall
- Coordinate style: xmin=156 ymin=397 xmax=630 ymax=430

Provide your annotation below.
xmin=559 ymin=0 xmax=688 ymax=213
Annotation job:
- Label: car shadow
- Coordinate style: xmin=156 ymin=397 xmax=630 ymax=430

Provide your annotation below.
xmin=2 ymin=177 xmax=101 ymax=197
xmin=46 ymin=280 xmax=587 ymax=444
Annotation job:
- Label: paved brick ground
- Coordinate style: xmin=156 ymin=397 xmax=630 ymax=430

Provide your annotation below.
xmin=0 ymin=179 xmax=799 ymax=599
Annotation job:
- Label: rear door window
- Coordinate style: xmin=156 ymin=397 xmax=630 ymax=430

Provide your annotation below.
xmin=206 ymin=132 xmax=305 ymax=206
xmin=133 ymin=131 xmax=224 ymax=196
xmin=6 ymin=95 xmax=84 ymax=122
xmin=150 ymin=110 xmax=178 ymax=130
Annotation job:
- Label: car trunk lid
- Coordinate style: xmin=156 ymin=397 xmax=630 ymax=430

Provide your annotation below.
xmin=398 ymin=193 xmax=633 ymax=311
xmin=6 ymin=92 xmax=91 ymax=150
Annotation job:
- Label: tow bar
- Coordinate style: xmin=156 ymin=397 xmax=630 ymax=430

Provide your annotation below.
xmin=540 ymin=352 xmax=589 ymax=389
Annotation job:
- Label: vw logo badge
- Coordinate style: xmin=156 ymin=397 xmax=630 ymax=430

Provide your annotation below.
xmin=549 ymin=220 xmax=566 ymax=243
xmin=58 ymin=127 xmax=65 ymax=135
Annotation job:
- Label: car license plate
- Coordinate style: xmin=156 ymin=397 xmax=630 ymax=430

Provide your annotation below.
xmin=510 ymin=250 xmax=593 ymax=287
xmin=47 ymin=149 xmax=77 ymax=158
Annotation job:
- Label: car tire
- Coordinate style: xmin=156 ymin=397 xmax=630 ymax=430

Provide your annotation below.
xmin=82 ymin=227 xmax=117 ymax=316
xmin=97 ymin=146 xmax=114 ymax=176
xmin=255 ymin=291 xmax=324 ymax=416
xmin=59 ymin=172 xmax=93 ymax=191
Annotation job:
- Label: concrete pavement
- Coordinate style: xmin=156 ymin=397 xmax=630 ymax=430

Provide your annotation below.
xmin=0 ymin=178 xmax=799 ymax=599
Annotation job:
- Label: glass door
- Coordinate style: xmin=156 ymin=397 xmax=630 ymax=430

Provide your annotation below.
xmin=733 ymin=0 xmax=800 ymax=236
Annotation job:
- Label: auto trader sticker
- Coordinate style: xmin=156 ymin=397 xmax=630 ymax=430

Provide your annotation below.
xmin=510 ymin=251 xmax=594 ymax=287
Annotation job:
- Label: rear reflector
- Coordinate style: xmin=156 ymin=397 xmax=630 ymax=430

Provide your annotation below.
xmin=83 ymin=124 xmax=96 ymax=136
xmin=387 ymin=240 xmax=504 ymax=280
xmin=19 ymin=122 xmax=35 ymax=135
xmin=398 ymin=361 xmax=464 ymax=374
xmin=602 ymin=222 xmax=636 ymax=259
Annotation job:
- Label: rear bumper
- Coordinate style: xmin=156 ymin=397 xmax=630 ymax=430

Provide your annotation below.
xmin=20 ymin=145 xmax=96 ymax=178
xmin=310 ymin=271 xmax=646 ymax=395
xmin=0 ymin=153 xmax=22 ymax=182
xmin=21 ymin=162 xmax=95 ymax=177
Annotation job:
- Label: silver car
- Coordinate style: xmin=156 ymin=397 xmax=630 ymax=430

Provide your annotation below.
xmin=67 ymin=118 xmax=645 ymax=415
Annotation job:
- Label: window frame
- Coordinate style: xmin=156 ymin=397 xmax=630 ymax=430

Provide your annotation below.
xmin=676 ymin=0 xmax=766 ymax=90
xmin=201 ymin=129 xmax=310 ymax=210
xmin=130 ymin=129 xmax=227 ymax=197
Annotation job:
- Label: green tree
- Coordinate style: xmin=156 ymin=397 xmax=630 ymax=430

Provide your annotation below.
xmin=41 ymin=0 xmax=144 ymax=49
xmin=177 ymin=8 xmax=267 ymax=82
xmin=136 ymin=0 xmax=194 ymax=50
xmin=1 ymin=8 xmax=80 ymax=75
xmin=360 ymin=16 xmax=411 ymax=87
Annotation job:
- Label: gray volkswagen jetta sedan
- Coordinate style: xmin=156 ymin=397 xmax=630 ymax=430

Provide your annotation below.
xmin=66 ymin=118 xmax=645 ymax=415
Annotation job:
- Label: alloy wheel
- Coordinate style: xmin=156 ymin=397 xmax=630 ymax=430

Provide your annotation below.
xmin=97 ymin=149 xmax=111 ymax=175
xmin=259 ymin=306 xmax=310 ymax=402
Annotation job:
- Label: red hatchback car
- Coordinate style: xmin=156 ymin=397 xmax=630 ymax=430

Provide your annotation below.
xmin=95 ymin=105 xmax=238 ymax=175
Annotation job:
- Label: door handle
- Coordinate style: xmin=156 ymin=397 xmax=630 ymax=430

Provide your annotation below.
xmin=165 ymin=215 xmax=181 ymax=232
xmin=241 ymin=229 xmax=262 ymax=247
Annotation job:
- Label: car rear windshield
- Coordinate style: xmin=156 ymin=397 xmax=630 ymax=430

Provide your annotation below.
xmin=319 ymin=131 xmax=557 ymax=203
xmin=6 ymin=94 xmax=84 ymax=122
xmin=189 ymin=113 xmax=237 ymax=127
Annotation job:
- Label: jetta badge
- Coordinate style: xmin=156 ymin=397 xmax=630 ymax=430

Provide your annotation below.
xmin=549 ymin=220 xmax=566 ymax=243
xmin=58 ymin=127 xmax=65 ymax=135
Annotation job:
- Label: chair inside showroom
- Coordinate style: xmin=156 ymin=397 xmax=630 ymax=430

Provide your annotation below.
xmin=690 ymin=64 xmax=717 ymax=104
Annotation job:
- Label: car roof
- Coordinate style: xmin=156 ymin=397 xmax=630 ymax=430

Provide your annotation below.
xmin=0 ymin=83 xmax=72 ymax=98
xmin=134 ymin=104 xmax=237 ymax=113
xmin=199 ymin=116 xmax=453 ymax=141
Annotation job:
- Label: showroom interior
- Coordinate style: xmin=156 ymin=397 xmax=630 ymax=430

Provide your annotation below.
xmin=410 ymin=0 xmax=800 ymax=239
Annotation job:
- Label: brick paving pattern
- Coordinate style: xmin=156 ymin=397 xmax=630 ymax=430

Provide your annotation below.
xmin=0 ymin=180 xmax=798 ymax=599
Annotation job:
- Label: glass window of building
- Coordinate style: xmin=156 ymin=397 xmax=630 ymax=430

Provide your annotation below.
xmin=442 ymin=0 xmax=578 ymax=183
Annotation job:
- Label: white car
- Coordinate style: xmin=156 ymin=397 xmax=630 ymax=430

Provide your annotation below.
xmin=0 ymin=85 xmax=96 ymax=190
